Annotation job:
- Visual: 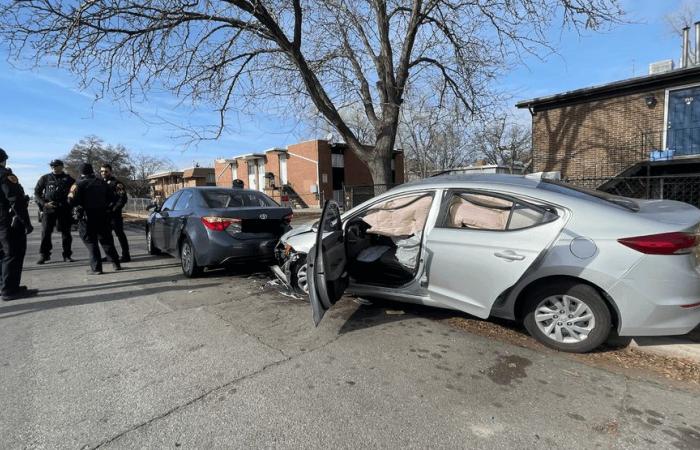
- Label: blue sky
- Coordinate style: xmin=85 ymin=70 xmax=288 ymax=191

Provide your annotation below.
xmin=0 ymin=0 xmax=690 ymax=189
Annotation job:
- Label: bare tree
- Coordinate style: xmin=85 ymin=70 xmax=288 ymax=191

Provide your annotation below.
xmin=1 ymin=0 xmax=622 ymax=184
xmin=666 ymin=1 xmax=700 ymax=36
xmin=471 ymin=116 xmax=532 ymax=173
xmin=398 ymin=93 xmax=476 ymax=178
xmin=130 ymin=152 xmax=175 ymax=197
xmin=64 ymin=135 xmax=133 ymax=180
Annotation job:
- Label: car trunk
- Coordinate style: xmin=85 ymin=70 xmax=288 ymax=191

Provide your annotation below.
xmin=206 ymin=207 xmax=292 ymax=239
xmin=634 ymin=199 xmax=700 ymax=228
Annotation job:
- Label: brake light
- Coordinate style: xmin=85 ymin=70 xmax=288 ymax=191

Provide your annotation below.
xmin=201 ymin=217 xmax=240 ymax=232
xmin=618 ymin=232 xmax=697 ymax=255
xmin=283 ymin=212 xmax=294 ymax=224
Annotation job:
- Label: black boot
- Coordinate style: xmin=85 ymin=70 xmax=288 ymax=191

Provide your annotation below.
xmin=112 ymin=262 xmax=122 ymax=271
xmin=63 ymin=256 xmax=75 ymax=262
xmin=120 ymin=254 xmax=131 ymax=263
xmin=37 ymin=255 xmax=50 ymax=265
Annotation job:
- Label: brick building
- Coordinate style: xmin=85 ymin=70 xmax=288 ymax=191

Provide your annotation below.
xmin=148 ymin=167 xmax=215 ymax=199
xmin=214 ymin=139 xmax=404 ymax=208
xmin=516 ymin=64 xmax=700 ymax=180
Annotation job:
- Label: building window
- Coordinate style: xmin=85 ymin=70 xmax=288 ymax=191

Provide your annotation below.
xmin=332 ymin=154 xmax=345 ymax=168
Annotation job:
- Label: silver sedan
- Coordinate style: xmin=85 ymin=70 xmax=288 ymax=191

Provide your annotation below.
xmin=274 ymin=174 xmax=700 ymax=353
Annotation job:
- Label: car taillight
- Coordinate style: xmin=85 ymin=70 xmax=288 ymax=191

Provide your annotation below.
xmin=201 ymin=217 xmax=241 ymax=232
xmin=283 ymin=212 xmax=294 ymax=225
xmin=618 ymin=232 xmax=697 ymax=255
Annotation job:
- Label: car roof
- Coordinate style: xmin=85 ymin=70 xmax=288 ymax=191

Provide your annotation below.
xmin=394 ymin=173 xmax=541 ymax=192
xmin=184 ymin=186 xmax=262 ymax=194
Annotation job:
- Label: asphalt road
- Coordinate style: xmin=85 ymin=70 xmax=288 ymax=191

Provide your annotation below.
xmin=1 ymin=207 xmax=699 ymax=449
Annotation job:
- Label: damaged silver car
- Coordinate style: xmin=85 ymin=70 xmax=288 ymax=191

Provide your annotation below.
xmin=274 ymin=174 xmax=700 ymax=353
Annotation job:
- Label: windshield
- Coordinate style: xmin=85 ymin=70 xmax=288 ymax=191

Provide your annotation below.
xmin=201 ymin=190 xmax=278 ymax=208
xmin=537 ymin=179 xmax=639 ymax=212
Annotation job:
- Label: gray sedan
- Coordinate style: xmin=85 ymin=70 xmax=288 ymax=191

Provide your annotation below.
xmin=147 ymin=187 xmax=292 ymax=277
xmin=274 ymin=174 xmax=700 ymax=352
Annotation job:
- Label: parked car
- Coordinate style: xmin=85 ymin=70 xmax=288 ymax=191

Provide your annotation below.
xmin=147 ymin=187 xmax=293 ymax=277
xmin=273 ymin=174 xmax=700 ymax=353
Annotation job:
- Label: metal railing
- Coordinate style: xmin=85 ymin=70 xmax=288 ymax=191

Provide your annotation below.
xmin=124 ymin=198 xmax=153 ymax=215
xmin=343 ymin=184 xmax=397 ymax=210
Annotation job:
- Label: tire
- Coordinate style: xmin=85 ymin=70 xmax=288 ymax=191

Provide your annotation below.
xmin=146 ymin=227 xmax=161 ymax=255
xmin=522 ymin=281 xmax=612 ymax=353
xmin=291 ymin=255 xmax=309 ymax=296
xmin=180 ymin=237 xmax=203 ymax=278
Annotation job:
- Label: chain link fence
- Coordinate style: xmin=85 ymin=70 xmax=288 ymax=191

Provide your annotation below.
xmin=343 ymin=184 xmax=397 ymax=210
xmin=566 ymin=175 xmax=700 ymax=208
xmin=124 ymin=198 xmax=153 ymax=215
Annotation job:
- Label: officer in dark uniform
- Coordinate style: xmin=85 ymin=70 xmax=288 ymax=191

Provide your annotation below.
xmin=68 ymin=163 xmax=122 ymax=274
xmin=0 ymin=148 xmax=37 ymax=301
xmin=99 ymin=164 xmax=130 ymax=262
xmin=34 ymin=159 xmax=75 ymax=264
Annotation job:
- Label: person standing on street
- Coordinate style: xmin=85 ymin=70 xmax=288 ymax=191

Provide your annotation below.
xmin=99 ymin=164 xmax=130 ymax=262
xmin=34 ymin=160 xmax=75 ymax=264
xmin=68 ymin=163 xmax=122 ymax=275
xmin=0 ymin=148 xmax=37 ymax=301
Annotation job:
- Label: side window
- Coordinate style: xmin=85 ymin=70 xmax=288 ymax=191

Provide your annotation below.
xmin=361 ymin=193 xmax=434 ymax=237
xmin=174 ymin=190 xmax=193 ymax=211
xmin=161 ymin=192 xmax=181 ymax=211
xmin=444 ymin=192 xmax=554 ymax=231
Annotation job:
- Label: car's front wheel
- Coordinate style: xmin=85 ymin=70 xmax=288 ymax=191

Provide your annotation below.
xmin=180 ymin=237 xmax=203 ymax=278
xmin=292 ymin=255 xmax=309 ymax=295
xmin=146 ymin=227 xmax=161 ymax=255
xmin=523 ymin=281 xmax=611 ymax=353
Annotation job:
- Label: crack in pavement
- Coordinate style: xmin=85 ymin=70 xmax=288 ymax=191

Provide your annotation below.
xmin=88 ymin=325 xmax=346 ymax=449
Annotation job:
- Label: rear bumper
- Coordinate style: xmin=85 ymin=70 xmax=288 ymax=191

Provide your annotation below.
xmin=195 ymin=231 xmax=279 ymax=266
xmin=609 ymin=255 xmax=700 ymax=336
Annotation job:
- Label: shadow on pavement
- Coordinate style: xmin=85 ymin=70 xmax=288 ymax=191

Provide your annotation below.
xmin=0 ymin=282 xmax=221 ymax=319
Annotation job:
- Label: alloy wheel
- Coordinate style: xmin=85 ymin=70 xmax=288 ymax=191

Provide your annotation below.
xmin=296 ymin=263 xmax=309 ymax=294
xmin=182 ymin=242 xmax=193 ymax=273
xmin=534 ymin=295 xmax=595 ymax=344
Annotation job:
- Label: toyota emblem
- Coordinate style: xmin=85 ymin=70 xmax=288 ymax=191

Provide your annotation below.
xmin=259 ymin=213 xmax=268 ymax=220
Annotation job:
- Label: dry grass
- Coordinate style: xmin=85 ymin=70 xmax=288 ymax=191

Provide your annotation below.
xmin=445 ymin=316 xmax=700 ymax=386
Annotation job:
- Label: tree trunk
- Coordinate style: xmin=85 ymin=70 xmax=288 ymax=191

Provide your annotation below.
xmin=367 ymin=136 xmax=394 ymax=186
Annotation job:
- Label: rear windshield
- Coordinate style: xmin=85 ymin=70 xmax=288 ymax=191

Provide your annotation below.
xmin=537 ymin=179 xmax=639 ymax=212
xmin=201 ymin=190 xmax=278 ymax=208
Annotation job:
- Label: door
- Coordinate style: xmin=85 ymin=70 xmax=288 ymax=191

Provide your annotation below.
xmin=164 ymin=190 xmax=193 ymax=252
xmin=152 ymin=192 xmax=181 ymax=249
xmin=248 ymin=162 xmax=257 ymax=190
xmin=667 ymin=86 xmax=700 ymax=155
xmin=308 ymin=200 xmax=348 ymax=325
xmin=424 ymin=191 xmax=564 ymax=319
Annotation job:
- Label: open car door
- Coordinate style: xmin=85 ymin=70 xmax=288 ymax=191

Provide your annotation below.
xmin=308 ymin=201 xmax=348 ymax=326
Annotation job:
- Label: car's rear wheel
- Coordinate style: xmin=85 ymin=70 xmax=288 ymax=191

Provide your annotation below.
xmin=180 ymin=237 xmax=203 ymax=278
xmin=146 ymin=227 xmax=161 ymax=255
xmin=523 ymin=281 xmax=611 ymax=353
xmin=292 ymin=255 xmax=309 ymax=295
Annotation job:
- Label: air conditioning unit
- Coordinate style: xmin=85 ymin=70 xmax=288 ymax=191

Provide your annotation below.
xmin=649 ymin=60 xmax=674 ymax=75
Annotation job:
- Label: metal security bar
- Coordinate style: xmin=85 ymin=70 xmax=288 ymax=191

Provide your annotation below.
xmin=565 ymin=175 xmax=700 ymax=208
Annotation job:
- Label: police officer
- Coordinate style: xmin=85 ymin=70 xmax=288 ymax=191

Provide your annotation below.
xmin=34 ymin=159 xmax=75 ymax=264
xmin=99 ymin=164 xmax=130 ymax=262
xmin=68 ymin=163 xmax=121 ymax=274
xmin=0 ymin=148 xmax=37 ymax=301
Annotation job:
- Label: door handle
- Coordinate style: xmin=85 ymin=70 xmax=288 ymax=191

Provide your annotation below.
xmin=494 ymin=250 xmax=525 ymax=261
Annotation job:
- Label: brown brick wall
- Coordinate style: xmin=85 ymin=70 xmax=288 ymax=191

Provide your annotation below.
xmin=532 ymin=89 xmax=666 ymax=178
xmin=287 ymin=140 xmax=322 ymax=207
xmin=214 ymin=160 xmax=234 ymax=188
xmin=344 ymin=148 xmax=374 ymax=186
xmin=393 ymin=152 xmax=405 ymax=184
